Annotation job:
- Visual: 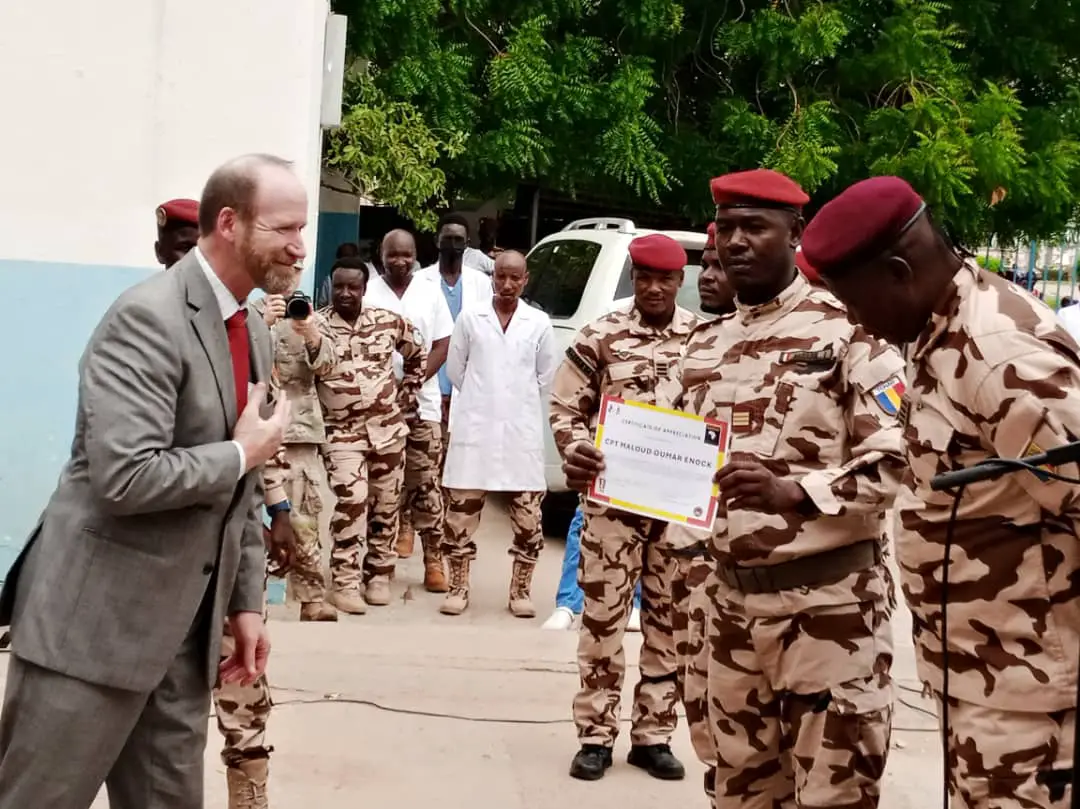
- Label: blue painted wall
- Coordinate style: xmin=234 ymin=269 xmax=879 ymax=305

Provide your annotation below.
xmin=0 ymin=259 xmax=157 ymax=579
xmin=313 ymin=212 xmax=359 ymax=305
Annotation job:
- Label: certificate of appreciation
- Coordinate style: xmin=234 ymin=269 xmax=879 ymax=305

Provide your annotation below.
xmin=587 ymin=394 xmax=729 ymax=527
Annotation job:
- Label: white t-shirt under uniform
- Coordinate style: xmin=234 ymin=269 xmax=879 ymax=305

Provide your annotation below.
xmin=364 ymin=273 xmax=454 ymax=423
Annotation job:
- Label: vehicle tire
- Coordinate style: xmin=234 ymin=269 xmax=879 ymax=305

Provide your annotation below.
xmin=541 ymin=491 xmax=578 ymax=538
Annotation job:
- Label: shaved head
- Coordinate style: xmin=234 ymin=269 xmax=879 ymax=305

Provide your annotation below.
xmin=382 ymin=228 xmax=415 ymax=252
xmin=494 ymin=250 xmax=527 ymax=273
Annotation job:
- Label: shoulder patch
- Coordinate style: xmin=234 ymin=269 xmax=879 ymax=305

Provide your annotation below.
xmin=871 ymin=377 xmax=906 ymax=417
xmin=566 ymin=345 xmax=597 ymax=378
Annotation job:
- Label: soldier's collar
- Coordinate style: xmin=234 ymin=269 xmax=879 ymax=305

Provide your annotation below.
xmin=735 ymin=271 xmax=808 ymax=324
xmin=910 ymin=261 xmax=976 ymax=362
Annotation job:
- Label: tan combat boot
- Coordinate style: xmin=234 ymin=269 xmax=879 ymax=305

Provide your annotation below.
xmin=364 ymin=575 xmax=392 ymax=606
xmin=508 ymin=559 xmax=537 ymax=618
xmin=423 ymin=540 xmax=449 ymax=593
xmin=395 ymin=521 xmax=416 ymax=558
xmin=226 ymin=758 xmax=268 ymax=809
xmin=332 ymin=589 xmax=367 ymax=615
xmin=299 ymin=601 xmax=338 ymax=622
xmin=439 ymin=558 xmax=471 ymax=615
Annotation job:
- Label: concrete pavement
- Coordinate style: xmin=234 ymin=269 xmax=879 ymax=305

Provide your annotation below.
xmin=2 ymin=495 xmax=943 ymax=808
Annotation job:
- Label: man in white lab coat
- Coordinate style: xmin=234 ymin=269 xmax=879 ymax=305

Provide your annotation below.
xmin=439 ymin=250 xmax=557 ymax=618
xmin=417 ymin=213 xmax=495 ymax=464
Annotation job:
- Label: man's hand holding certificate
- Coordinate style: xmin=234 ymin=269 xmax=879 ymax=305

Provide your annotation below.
xmin=565 ymin=394 xmax=730 ymax=528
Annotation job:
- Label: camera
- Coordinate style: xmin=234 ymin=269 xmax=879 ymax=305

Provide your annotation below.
xmin=284 ymin=291 xmax=312 ymax=320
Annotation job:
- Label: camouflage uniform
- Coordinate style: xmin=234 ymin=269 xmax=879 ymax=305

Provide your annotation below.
xmin=317 ymin=305 xmax=425 ymax=606
xmin=898 ymin=262 xmax=1080 ymax=809
xmin=549 ymin=302 xmax=700 ymax=750
xmin=212 ymin=461 xmax=287 ymax=805
xmin=672 ymin=272 xmax=905 ymax=808
xmin=254 ymin=299 xmax=337 ymax=610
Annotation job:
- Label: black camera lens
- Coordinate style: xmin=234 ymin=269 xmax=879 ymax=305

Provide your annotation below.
xmin=285 ymin=293 xmax=311 ymax=319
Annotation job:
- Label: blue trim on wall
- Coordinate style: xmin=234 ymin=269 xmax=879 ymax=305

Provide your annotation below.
xmin=0 ymin=259 xmax=157 ymax=580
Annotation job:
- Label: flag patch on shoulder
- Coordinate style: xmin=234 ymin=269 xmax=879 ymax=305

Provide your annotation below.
xmin=871 ymin=377 xmax=906 ymax=417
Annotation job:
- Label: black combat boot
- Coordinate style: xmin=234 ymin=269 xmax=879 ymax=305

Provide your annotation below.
xmin=627 ymin=743 xmax=686 ymax=780
xmin=568 ymin=744 xmax=613 ymax=780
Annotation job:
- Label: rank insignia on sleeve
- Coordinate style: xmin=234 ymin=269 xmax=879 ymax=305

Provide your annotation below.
xmin=731 ymin=405 xmax=753 ymax=433
xmin=871 ymin=377 xmax=906 ymax=417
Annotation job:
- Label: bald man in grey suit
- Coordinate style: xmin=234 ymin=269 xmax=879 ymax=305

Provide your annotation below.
xmin=0 ymin=154 xmax=309 ymax=809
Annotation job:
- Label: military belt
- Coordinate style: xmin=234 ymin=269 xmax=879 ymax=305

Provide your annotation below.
xmin=719 ymin=539 xmax=881 ymax=595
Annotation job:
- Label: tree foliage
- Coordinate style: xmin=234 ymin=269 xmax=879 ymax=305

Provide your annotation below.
xmin=330 ymin=0 xmax=1080 ymax=244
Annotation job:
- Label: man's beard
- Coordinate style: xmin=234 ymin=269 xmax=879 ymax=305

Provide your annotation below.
xmin=242 ymin=234 xmax=293 ymax=294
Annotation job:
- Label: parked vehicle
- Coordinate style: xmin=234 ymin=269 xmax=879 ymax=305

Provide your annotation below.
xmin=522 ymin=218 xmax=708 ymax=532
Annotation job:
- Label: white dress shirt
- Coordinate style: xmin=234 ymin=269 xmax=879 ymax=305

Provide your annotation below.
xmin=193 ymin=246 xmax=248 ymax=480
xmin=1058 ymin=302 xmax=1080 ymax=344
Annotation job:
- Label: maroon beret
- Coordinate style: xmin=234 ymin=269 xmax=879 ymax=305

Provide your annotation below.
xmin=156 ymin=198 xmax=199 ymax=229
xmin=705 ymin=222 xmax=716 ymax=250
xmin=711 ymin=169 xmax=809 ymax=211
xmin=629 ymin=234 xmax=687 ymax=273
xmin=795 ymin=247 xmax=821 ymax=285
xmin=802 ymin=176 xmax=925 ymax=275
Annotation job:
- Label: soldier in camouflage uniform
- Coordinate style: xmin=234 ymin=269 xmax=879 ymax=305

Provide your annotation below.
xmin=317 ymin=257 xmax=426 ymax=612
xmin=668 ymin=170 xmax=906 ymax=809
xmin=154 ymin=198 xmax=294 ymax=809
xmin=255 ymin=283 xmax=338 ymax=622
xmin=550 ymin=233 xmax=699 ymax=783
xmin=805 ymin=175 xmax=1080 ymax=809
xmin=664 ymin=221 xmax=736 ymax=800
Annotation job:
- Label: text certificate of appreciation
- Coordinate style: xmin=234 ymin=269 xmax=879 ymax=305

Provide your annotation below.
xmin=587 ymin=394 xmax=729 ymax=527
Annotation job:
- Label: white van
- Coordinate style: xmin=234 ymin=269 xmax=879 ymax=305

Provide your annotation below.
xmin=522 ymin=218 xmax=708 ymax=528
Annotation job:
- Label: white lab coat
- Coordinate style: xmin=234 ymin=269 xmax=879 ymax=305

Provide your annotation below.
xmin=442 ymin=300 xmax=557 ymax=491
xmin=416 ymin=264 xmax=493 ymax=312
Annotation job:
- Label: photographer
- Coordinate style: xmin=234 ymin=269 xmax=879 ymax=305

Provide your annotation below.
xmin=256 ymin=269 xmax=339 ymax=623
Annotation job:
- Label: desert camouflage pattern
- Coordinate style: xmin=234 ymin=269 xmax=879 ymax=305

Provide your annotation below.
xmin=270 ymin=443 xmax=328 ymax=603
xmin=402 ymin=420 xmax=445 ymax=559
xmin=442 ymin=489 xmax=544 ymax=563
xmin=262 ymin=456 xmax=288 ymax=507
xmin=671 ymin=549 xmax=715 ymax=797
xmin=938 ymin=695 xmax=1074 ymax=809
xmin=899 ymin=261 xmax=1080 ymax=716
xmin=549 ymin=302 xmax=701 ymax=551
xmin=214 ymin=580 xmax=272 ymax=767
xmin=669 ymin=273 xmax=904 ymax=807
xmin=316 ymin=304 xmax=426 ymax=451
xmin=252 ymin=298 xmax=337 ymax=444
xmin=574 ymin=509 xmax=680 ymax=746
xmin=707 ymin=573 xmax=894 ymax=809
xmin=671 ymin=273 xmax=906 ymax=567
xmin=548 ymin=303 xmax=696 ymax=746
xmin=323 ymin=441 xmax=406 ymax=589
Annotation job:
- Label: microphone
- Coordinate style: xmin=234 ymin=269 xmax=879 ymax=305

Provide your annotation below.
xmin=930 ymin=440 xmax=1080 ymax=491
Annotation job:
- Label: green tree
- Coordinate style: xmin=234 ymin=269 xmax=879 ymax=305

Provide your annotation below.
xmin=329 ymin=0 xmax=1080 ymax=244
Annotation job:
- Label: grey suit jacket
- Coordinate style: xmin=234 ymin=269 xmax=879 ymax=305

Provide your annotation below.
xmin=0 ymin=251 xmax=271 ymax=692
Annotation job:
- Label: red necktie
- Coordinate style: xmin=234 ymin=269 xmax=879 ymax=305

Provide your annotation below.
xmin=225 ymin=310 xmax=250 ymax=417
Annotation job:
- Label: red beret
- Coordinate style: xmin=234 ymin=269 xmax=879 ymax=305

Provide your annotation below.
xmin=711 ymin=169 xmax=809 ymax=211
xmin=705 ymin=222 xmax=716 ymax=250
xmin=802 ymin=176 xmax=926 ymax=275
xmin=156 ymin=198 xmax=199 ymax=229
xmin=629 ymin=234 xmax=687 ymax=273
xmin=795 ymin=247 xmax=821 ymax=285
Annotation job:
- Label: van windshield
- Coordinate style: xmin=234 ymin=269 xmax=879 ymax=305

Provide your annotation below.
xmin=522 ymin=239 xmax=603 ymax=318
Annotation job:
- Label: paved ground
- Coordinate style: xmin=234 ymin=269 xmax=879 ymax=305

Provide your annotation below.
xmin=1 ymin=495 xmax=943 ymax=808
